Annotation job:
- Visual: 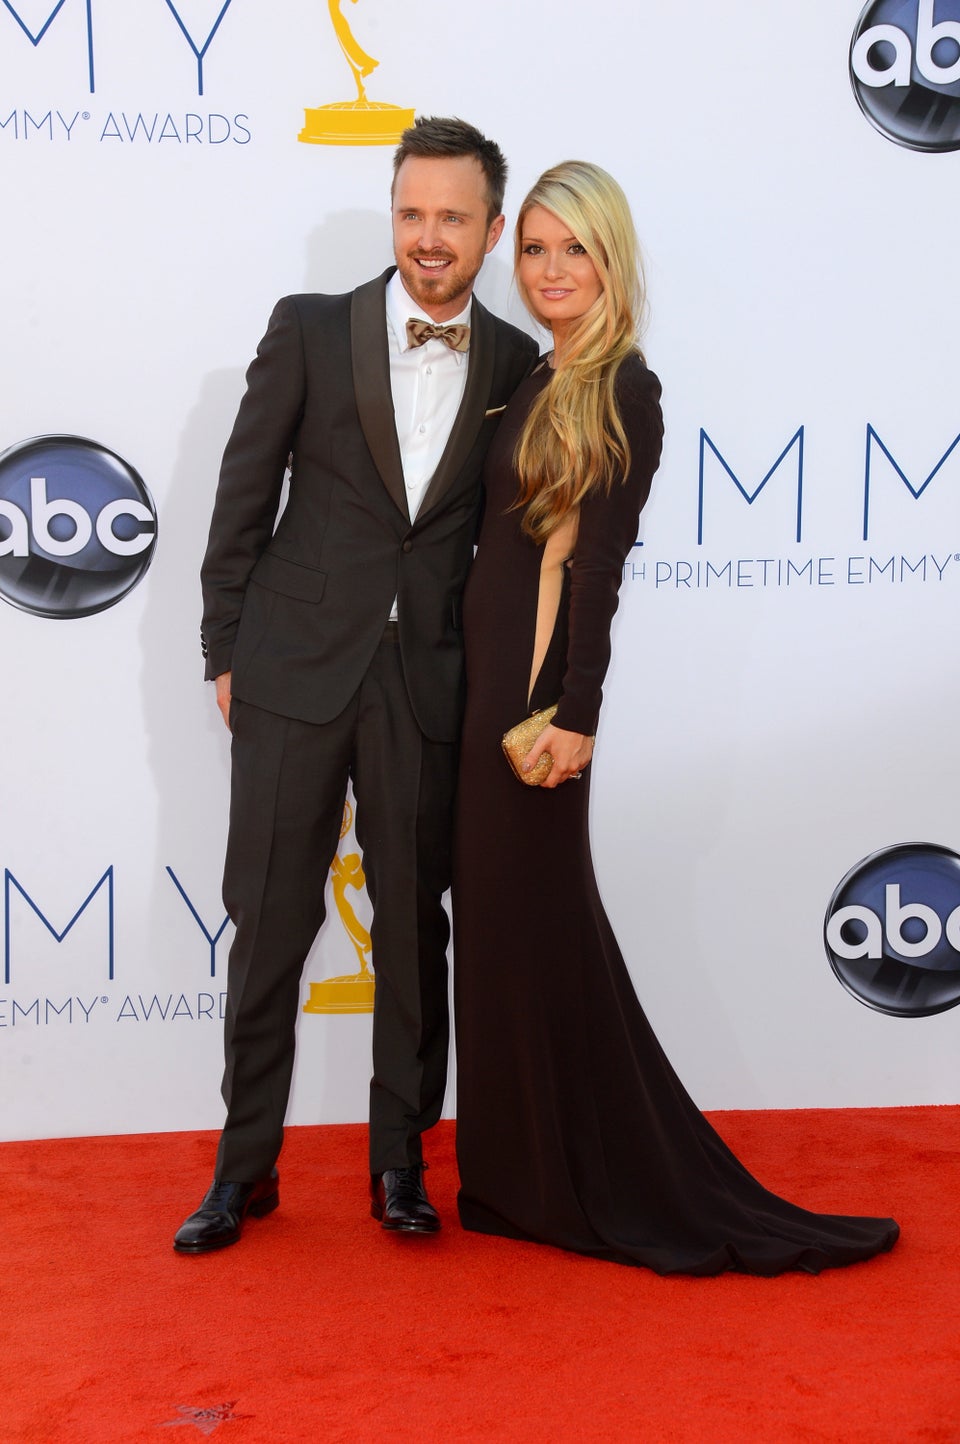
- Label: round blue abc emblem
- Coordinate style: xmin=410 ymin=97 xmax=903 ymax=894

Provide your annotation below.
xmin=824 ymin=843 xmax=960 ymax=1016
xmin=0 ymin=436 xmax=157 ymax=618
xmin=850 ymin=0 xmax=960 ymax=151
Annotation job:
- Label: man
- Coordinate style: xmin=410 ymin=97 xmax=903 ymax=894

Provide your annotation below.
xmin=174 ymin=117 xmax=537 ymax=1253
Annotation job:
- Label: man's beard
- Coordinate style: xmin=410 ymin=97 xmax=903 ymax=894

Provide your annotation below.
xmin=397 ymin=250 xmax=481 ymax=315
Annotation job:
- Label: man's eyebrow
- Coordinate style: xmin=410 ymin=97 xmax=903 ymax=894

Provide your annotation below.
xmin=395 ymin=204 xmax=474 ymax=217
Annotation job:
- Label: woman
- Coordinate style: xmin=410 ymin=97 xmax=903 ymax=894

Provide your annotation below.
xmin=452 ymin=161 xmax=898 ymax=1275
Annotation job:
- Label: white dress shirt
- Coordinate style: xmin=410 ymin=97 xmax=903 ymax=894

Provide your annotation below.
xmin=385 ymin=269 xmax=472 ymax=619
xmin=385 ymin=269 xmax=471 ymax=519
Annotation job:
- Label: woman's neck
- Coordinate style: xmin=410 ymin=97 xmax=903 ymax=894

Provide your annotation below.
xmin=549 ymin=321 xmax=572 ymax=366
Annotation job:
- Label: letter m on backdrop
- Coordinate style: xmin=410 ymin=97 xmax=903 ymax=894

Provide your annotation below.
xmin=0 ymin=1 xmax=95 ymax=92
xmin=698 ymin=428 xmax=804 ymax=545
xmin=862 ymin=426 xmax=960 ymax=540
xmin=4 ymin=867 xmax=114 ymax=984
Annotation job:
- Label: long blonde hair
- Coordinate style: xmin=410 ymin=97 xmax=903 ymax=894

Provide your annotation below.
xmin=513 ymin=161 xmax=646 ymax=542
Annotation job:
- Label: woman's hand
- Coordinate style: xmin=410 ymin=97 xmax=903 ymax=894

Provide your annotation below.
xmin=523 ymin=723 xmax=594 ymax=789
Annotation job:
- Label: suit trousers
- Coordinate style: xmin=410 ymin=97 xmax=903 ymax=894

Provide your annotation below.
xmin=214 ymin=625 xmax=457 ymax=1180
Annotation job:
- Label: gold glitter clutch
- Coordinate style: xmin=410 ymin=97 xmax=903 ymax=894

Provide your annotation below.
xmin=501 ymin=704 xmax=558 ymax=786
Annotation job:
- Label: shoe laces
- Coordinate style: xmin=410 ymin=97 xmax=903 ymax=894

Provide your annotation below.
xmin=204 ymin=1180 xmax=244 ymax=1212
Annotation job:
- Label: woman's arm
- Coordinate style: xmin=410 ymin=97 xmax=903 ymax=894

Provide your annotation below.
xmin=554 ymin=358 xmax=663 ymax=735
xmin=523 ymin=358 xmax=664 ymax=787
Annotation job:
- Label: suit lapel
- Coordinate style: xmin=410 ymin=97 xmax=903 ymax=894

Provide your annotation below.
xmin=351 ymin=270 xmax=409 ymax=520
xmin=417 ymin=295 xmax=494 ymax=520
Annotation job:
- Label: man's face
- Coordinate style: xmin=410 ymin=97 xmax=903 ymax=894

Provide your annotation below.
xmin=392 ymin=155 xmax=505 ymax=321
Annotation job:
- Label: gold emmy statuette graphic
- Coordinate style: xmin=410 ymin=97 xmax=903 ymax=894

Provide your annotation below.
xmin=303 ymin=801 xmax=375 ymax=1014
xmin=299 ymin=0 xmax=415 ymax=146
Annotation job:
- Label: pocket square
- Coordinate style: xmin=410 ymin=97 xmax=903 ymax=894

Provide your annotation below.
xmin=484 ymin=404 xmax=507 ymax=417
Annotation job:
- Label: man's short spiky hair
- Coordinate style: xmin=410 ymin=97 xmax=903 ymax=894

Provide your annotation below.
xmin=392 ymin=116 xmax=507 ymax=220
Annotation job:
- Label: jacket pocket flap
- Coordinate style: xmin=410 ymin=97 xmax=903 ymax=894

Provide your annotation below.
xmin=250 ymin=551 xmax=327 ymax=603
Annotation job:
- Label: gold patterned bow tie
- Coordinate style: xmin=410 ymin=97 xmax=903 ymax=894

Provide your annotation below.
xmin=405 ymin=318 xmax=471 ymax=353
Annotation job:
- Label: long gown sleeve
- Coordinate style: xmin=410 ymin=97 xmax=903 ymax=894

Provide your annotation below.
xmin=552 ymin=357 xmax=663 ymax=736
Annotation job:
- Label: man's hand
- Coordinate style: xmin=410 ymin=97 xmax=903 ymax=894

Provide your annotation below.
xmin=215 ymin=671 xmax=232 ymax=731
xmin=523 ymin=723 xmax=593 ymax=789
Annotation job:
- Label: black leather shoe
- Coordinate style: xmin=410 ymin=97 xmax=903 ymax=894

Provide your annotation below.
xmin=370 ymin=1165 xmax=441 ymax=1233
xmin=173 ymin=1169 xmax=279 ymax=1254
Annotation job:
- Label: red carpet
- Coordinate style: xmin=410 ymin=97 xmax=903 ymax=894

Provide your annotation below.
xmin=2 ymin=1108 xmax=957 ymax=1442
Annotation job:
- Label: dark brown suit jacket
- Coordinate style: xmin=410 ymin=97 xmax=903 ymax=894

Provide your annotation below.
xmin=200 ymin=269 xmax=538 ymax=741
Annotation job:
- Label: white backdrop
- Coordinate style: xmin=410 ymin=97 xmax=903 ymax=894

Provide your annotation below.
xmin=1 ymin=0 xmax=958 ymax=1142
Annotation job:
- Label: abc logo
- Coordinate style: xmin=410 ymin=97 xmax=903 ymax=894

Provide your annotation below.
xmin=850 ymin=0 xmax=960 ymax=151
xmin=824 ymin=842 xmax=960 ymax=1016
xmin=0 ymin=436 xmax=157 ymax=619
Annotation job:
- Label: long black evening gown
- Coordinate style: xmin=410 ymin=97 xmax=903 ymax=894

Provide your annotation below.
xmin=452 ymin=358 xmax=899 ymax=1275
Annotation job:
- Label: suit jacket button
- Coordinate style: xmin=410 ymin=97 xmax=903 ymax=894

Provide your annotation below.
xmin=402 ymin=540 xmax=413 ymax=553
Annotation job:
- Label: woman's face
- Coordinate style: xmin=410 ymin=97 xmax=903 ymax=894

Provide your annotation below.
xmin=518 ymin=205 xmax=603 ymax=339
